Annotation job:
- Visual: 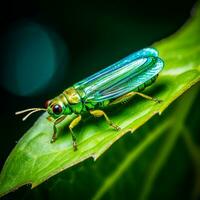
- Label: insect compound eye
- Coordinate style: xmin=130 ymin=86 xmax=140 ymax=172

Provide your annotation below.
xmin=44 ymin=100 xmax=51 ymax=108
xmin=52 ymin=104 xmax=62 ymax=115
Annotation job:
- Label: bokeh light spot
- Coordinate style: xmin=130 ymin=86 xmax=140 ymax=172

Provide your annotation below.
xmin=1 ymin=21 xmax=67 ymax=96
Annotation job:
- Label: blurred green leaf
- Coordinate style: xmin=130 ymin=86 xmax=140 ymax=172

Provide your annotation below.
xmin=0 ymin=2 xmax=200 ymax=198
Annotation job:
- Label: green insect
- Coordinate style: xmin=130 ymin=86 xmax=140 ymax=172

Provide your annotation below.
xmin=16 ymin=48 xmax=164 ymax=151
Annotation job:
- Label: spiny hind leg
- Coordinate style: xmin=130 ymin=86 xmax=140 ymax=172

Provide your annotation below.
xmin=89 ymin=110 xmax=121 ymax=131
xmin=110 ymin=91 xmax=162 ymax=105
xmin=69 ymin=115 xmax=82 ymax=151
xmin=109 ymin=92 xmax=137 ymax=105
xmin=132 ymin=92 xmax=162 ymax=103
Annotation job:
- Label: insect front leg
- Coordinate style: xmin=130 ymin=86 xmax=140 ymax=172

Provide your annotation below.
xmin=51 ymin=116 xmax=66 ymax=143
xmin=90 ymin=110 xmax=121 ymax=131
xmin=69 ymin=115 xmax=82 ymax=151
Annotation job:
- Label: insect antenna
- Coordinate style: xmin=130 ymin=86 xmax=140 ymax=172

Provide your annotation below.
xmin=15 ymin=108 xmax=46 ymax=121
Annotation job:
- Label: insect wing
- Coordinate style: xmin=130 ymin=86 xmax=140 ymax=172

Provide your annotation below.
xmin=74 ymin=48 xmax=158 ymax=89
xmin=74 ymin=48 xmax=164 ymax=102
xmin=93 ymin=57 xmax=163 ymax=101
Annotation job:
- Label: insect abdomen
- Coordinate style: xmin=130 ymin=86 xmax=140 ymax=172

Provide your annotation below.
xmin=136 ymin=75 xmax=158 ymax=92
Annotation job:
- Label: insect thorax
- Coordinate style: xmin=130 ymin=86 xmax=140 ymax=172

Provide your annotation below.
xmin=62 ymin=87 xmax=84 ymax=114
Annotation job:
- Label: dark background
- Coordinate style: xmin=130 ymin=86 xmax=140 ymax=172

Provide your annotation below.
xmin=0 ymin=0 xmax=198 ymax=199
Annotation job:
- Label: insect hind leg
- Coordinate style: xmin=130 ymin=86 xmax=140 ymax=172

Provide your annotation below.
xmin=133 ymin=92 xmax=162 ymax=103
xmin=110 ymin=91 xmax=162 ymax=105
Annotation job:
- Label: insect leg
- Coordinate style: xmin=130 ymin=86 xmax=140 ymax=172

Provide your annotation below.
xmin=69 ymin=115 xmax=82 ymax=151
xmin=109 ymin=92 xmax=136 ymax=105
xmin=132 ymin=92 xmax=162 ymax=103
xmin=51 ymin=116 xmax=66 ymax=143
xmin=110 ymin=91 xmax=161 ymax=105
xmin=47 ymin=116 xmax=54 ymax=122
xmin=90 ymin=110 xmax=121 ymax=131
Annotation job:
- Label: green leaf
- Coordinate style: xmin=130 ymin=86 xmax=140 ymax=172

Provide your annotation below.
xmin=92 ymin=85 xmax=199 ymax=200
xmin=0 ymin=3 xmax=200 ymax=197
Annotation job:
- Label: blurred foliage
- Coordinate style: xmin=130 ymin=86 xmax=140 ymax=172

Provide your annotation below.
xmin=1 ymin=1 xmax=200 ymax=200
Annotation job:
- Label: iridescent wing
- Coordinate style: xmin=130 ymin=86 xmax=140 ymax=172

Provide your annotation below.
xmin=74 ymin=48 xmax=164 ymax=102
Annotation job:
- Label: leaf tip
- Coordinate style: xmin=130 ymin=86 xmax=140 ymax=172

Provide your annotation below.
xmin=31 ymin=183 xmax=37 ymax=189
xmin=91 ymin=153 xmax=98 ymax=161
